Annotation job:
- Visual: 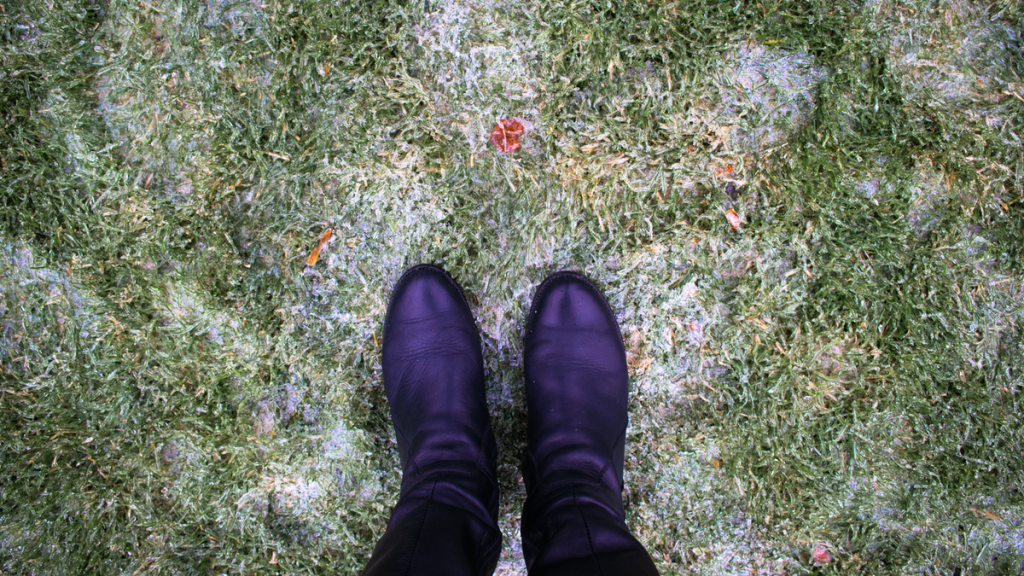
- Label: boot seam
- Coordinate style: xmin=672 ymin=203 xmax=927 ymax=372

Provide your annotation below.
xmin=599 ymin=424 xmax=627 ymax=490
xmin=573 ymin=484 xmax=605 ymax=576
xmin=409 ymin=460 xmax=497 ymax=485
xmin=477 ymin=531 xmax=504 ymax=576
xmin=524 ymin=425 xmax=626 ymax=498
xmin=393 ymin=424 xmax=411 ymax=468
xmin=400 ymin=478 xmax=438 ymax=576
xmin=396 ymin=425 xmax=497 ymax=483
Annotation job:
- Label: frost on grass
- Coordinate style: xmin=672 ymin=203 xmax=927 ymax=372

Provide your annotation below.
xmin=411 ymin=0 xmax=543 ymax=155
xmin=0 ymin=240 xmax=102 ymax=365
xmin=873 ymin=0 xmax=1024 ymax=177
xmin=966 ymin=506 xmax=1024 ymax=562
xmin=160 ymin=279 xmax=266 ymax=366
xmin=907 ymin=163 xmax=950 ymax=235
xmin=235 ymin=471 xmax=323 ymax=519
xmin=612 ymin=237 xmax=791 ymax=402
xmin=719 ymin=42 xmax=829 ymax=151
xmin=652 ymin=40 xmax=828 ymax=219
xmin=645 ymin=278 xmax=715 ymax=398
xmin=204 ymin=0 xmax=264 ymax=33
xmin=493 ymin=519 xmax=526 ymax=576
xmin=630 ymin=442 xmax=797 ymax=575
xmin=280 ymin=168 xmax=452 ymax=347
xmin=93 ymin=0 xmax=272 ymax=199
xmin=233 ymin=427 xmax=381 ymax=539
xmin=882 ymin=0 xmax=1020 ymax=103
xmin=236 ymin=463 xmax=371 ymax=523
xmin=953 ymin=224 xmax=1024 ymax=380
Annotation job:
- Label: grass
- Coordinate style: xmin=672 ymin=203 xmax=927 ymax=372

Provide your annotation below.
xmin=1 ymin=0 xmax=1022 ymax=574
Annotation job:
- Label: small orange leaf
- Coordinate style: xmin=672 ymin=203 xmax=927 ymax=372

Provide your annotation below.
xmin=307 ymin=228 xmax=333 ymax=267
xmin=726 ymin=208 xmax=742 ymax=229
xmin=972 ymin=508 xmax=1002 ymax=521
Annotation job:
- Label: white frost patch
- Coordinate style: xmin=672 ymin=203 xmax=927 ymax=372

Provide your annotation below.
xmin=639 ymin=451 xmax=797 ymax=575
xmin=0 ymin=241 xmax=102 ymax=362
xmin=322 ymin=424 xmax=362 ymax=461
xmin=270 ymin=475 xmax=322 ymax=513
xmin=412 ymin=0 xmax=543 ymax=154
xmin=162 ymin=281 xmax=239 ymax=343
xmin=653 ymin=279 xmax=717 ymax=394
xmin=907 ymin=164 xmax=948 ymax=234
xmin=679 ymin=280 xmax=699 ymax=301
xmin=236 ymin=472 xmax=322 ymax=518
xmin=846 ymin=158 xmax=905 ymax=207
xmin=719 ymin=42 xmax=829 ymax=150
xmin=967 ymin=505 xmax=1024 ymax=559
xmin=204 ymin=0 xmax=263 ymax=33
xmin=160 ymin=279 xmax=267 ymax=366
xmin=881 ymin=0 xmax=1019 ymax=103
xmin=855 ymin=177 xmax=881 ymax=199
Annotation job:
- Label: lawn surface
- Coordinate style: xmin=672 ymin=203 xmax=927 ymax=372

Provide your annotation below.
xmin=2 ymin=0 xmax=1023 ymax=574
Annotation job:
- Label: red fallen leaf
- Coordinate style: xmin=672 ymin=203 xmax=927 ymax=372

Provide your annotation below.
xmin=811 ymin=546 xmax=832 ymax=565
xmin=307 ymin=228 xmax=333 ymax=267
xmin=490 ymin=118 xmax=524 ymax=153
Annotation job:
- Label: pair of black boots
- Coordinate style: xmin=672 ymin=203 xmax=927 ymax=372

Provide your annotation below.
xmin=363 ymin=266 xmax=659 ymax=576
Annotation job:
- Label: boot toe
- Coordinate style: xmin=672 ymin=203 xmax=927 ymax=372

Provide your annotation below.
xmin=529 ymin=272 xmax=618 ymax=334
xmin=526 ymin=272 xmax=627 ymax=377
xmin=385 ymin=265 xmax=474 ymax=329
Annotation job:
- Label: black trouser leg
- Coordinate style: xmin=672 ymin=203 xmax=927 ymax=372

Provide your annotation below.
xmin=363 ymin=467 xmax=502 ymax=576
xmin=521 ymin=482 xmax=659 ymax=576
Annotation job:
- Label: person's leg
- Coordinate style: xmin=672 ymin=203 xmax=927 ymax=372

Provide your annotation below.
xmin=363 ymin=265 xmax=501 ymax=576
xmin=521 ymin=272 xmax=659 ymax=576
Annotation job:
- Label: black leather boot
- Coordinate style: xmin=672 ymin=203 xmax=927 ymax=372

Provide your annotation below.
xmin=363 ymin=265 xmax=501 ymax=576
xmin=521 ymin=272 xmax=659 ymax=576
